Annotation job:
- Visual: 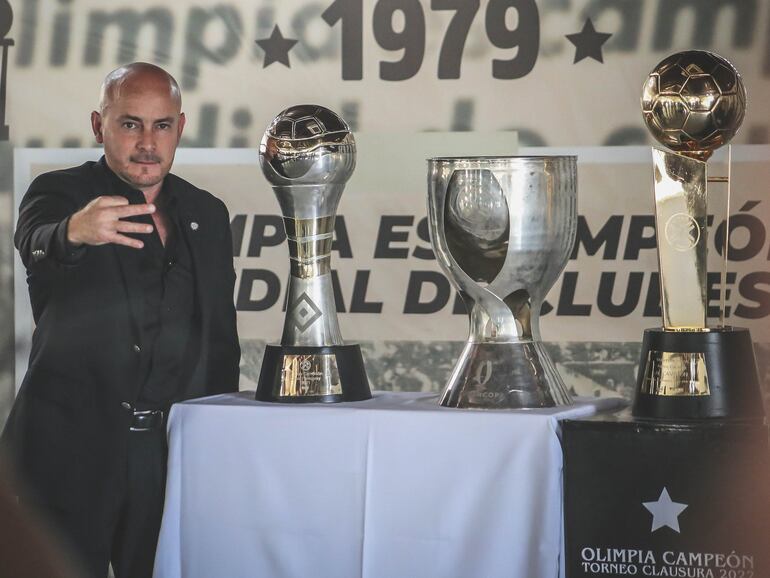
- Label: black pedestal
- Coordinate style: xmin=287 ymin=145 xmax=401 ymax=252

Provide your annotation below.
xmin=256 ymin=344 xmax=371 ymax=403
xmin=563 ymin=413 xmax=770 ymax=578
xmin=633 ymin=327 xmax=764 ymax=420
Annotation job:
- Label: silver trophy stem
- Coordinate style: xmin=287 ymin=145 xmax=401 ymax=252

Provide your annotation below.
xmin=272 ymin=184 xmax=345 ymax=220
xmin=282 ymin=215 xmax=343 ymax=346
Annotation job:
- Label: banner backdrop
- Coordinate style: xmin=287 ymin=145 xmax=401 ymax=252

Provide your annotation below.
xmin=4 ymin=0 xmax=770 ymax=151
xmin=4 ymin=0 xmax=770 ymax=411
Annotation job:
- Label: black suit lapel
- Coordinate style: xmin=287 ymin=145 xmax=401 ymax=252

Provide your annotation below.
xmin=174 ymin=187 xmax=208 ymax=321
xmin=173 ymin=187 xmax=210 ymax=390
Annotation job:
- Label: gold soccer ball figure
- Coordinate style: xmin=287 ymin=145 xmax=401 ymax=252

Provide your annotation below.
xmin=641 ymin=50 xmax=746 ymax=160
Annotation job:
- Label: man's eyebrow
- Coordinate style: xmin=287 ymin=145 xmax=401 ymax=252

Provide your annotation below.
xmin=116 ymin=115 xmax=175 ymax=124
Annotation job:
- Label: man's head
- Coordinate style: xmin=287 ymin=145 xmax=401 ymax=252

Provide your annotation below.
xmin=91 ymin=63 xmax=185 ymax=193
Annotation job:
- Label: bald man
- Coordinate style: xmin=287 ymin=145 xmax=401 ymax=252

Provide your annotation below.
xmin=2 ymin=63 xmax=240 ymax=577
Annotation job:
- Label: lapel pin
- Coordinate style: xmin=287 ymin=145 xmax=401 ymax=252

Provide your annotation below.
xmin=190 ymin=221 xmax=199 ymax=231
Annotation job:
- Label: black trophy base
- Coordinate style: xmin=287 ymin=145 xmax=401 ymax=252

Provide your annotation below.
xmin=256 ymin=344 xmax=371 ymax=404
xmin=633 ymin=327 xmax=765 ymax=421
xmin=562 ymin=414 xmax=770 ymax=578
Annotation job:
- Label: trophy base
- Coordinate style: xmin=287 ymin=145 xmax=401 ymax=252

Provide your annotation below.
xmin=256 ymin=344 xmax=371 ymax=403
xmin=439 ymin=341 xmax=573 ymax=409
xmin=632 ymin=327 xmax=764 ymax=421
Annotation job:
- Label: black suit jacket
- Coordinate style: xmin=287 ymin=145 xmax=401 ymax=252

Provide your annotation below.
xmin=2 ymin=158 xmax=240 ymax=532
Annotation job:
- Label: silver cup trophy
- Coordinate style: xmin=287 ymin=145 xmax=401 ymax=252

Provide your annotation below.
xmin=256 ymin=105 xmax=371 ymax=403
xmin=428 ymin=157 xmax=577 ymax=409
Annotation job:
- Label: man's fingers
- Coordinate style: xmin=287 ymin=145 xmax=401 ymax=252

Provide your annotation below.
xmin=112 ymin=203 xmax=156 ymax=218
xmin=97 ymin=196 xmax=131 ymax=207
xmin=110 ymin=233 xmax=145 ymax=250
xmin=115 ymin=221 xmax=154 ymax=235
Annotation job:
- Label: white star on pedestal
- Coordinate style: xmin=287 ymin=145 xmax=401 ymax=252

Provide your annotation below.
xmin=643 ymin=487 xmax=688 ymax=533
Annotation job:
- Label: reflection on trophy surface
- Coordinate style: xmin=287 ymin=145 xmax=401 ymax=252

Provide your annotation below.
xmin=633 ymin=50 xmax=764 ymax=420
xmin=255 ymin=105 xmax=371 ymax=403
xmin=428 ymin=156 xmax=577 ymax=409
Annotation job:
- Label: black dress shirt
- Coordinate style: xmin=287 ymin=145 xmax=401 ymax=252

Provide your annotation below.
xmin=107 ymin=165 xmax=196 ymax=408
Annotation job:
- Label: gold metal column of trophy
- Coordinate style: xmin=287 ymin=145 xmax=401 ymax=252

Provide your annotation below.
xmin=255 ymin=105 xmax=371 ymax=403
xmin=633 ymin=50 xmax=764 ymax=420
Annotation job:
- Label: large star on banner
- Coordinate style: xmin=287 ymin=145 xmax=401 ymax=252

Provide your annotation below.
xmin=566 ymin=18 xmax=612 ymax=64
xmin=255 ymin=26 xmax=298 ymax=68
xmin=643 ymin=487 xmax=688 ymax=533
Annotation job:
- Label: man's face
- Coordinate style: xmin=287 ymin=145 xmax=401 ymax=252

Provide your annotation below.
xmin=91 ymin=77 xmax=185 ymax=192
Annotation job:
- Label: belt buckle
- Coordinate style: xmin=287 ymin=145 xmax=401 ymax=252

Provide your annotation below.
xmin=130 ymin=409 xmax=165 ymax=432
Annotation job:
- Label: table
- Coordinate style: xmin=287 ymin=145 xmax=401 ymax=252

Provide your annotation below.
xmin=153 ymin=391 xmax=624 ymax=578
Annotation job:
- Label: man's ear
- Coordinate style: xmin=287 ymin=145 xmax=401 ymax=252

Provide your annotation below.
xmin=91 ymin=111 xmax=104 ymax=144
xmin=177 ymin=112 xmax=186 ymax=142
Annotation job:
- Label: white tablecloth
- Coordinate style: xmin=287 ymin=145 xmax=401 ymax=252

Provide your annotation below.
xmin=153 ymin=391 xmax=624 ymax=578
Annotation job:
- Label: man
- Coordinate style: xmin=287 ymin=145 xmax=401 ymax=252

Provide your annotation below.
xmin=2 ymin=63 xmax=240 ymax=577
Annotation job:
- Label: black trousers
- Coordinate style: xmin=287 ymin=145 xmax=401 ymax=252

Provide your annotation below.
xmin=40 ymin=427 xmax=168 ymax=578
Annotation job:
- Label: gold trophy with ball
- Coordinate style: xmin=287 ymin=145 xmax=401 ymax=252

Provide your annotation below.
xmin=633 ymin=50 xmax=764 ymax=420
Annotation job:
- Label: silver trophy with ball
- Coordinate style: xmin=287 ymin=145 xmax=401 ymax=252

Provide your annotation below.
xmin=428 ymin=156 xmax=577 ymax=409
xmin=256 ymin=105 xmax=371 ymax=403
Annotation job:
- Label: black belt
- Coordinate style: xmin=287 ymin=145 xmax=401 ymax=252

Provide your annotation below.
xmin=130 ymin=409 xmax=165 ymax=432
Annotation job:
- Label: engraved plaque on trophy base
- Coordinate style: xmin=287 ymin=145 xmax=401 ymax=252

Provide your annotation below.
xmin=632 ymin=327 xmax=764 ymax=421
xmin=256 ymin=344 xmax=371 ymax=404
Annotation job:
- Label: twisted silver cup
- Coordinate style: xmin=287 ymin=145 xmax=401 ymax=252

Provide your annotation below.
xmin=428 ymin=156 xmax=577 ymax=409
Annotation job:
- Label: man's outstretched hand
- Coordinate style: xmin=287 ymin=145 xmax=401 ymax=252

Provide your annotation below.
xmin=67 ymin=196 xmax=155 ymax=249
